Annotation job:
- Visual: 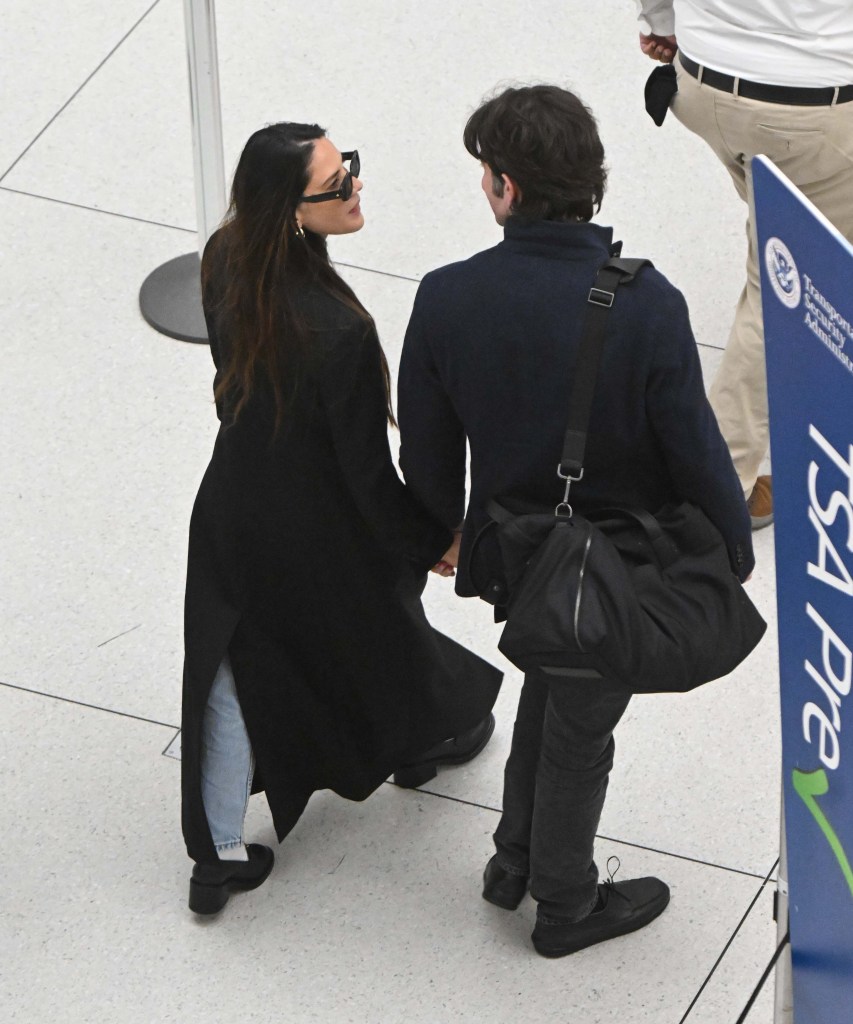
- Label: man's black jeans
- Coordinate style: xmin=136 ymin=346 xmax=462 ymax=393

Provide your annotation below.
xmin=493 ymin=671 xmax=632 ymax=921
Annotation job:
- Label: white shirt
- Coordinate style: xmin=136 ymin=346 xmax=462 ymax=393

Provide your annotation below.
xmin=636 ymin=1 xmax=853 ymax=87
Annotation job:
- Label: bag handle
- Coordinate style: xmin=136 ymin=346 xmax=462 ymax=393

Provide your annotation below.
xmin=587 ymin=506 xmax=678 ymax=568
xmin=558 ymin=257 xmax=651 ymax=482
xmin=489 ymin=498 xmax=678 ymax=568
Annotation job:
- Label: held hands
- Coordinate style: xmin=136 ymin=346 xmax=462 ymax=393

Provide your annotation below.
xmin=640 ymin=33 xmax=677 ymax=63
xmin=430 ymin=531 xmax=461 ymax=578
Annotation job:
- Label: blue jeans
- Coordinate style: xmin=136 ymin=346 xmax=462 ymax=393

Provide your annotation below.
xmin=200 ymin=655 xmax=255 ymax=855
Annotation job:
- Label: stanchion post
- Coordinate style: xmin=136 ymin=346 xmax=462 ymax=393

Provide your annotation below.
xmin=184 ymin=0 xmax=226 ymax=253
xmin=139 ymin=0 xmax=227 ymax=342
xmin=774 ymin=790 xmax=794 ymax=1023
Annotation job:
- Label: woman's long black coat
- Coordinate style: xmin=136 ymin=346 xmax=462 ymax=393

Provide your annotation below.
xmin=181 ymin=244 xmax=502 ymax=864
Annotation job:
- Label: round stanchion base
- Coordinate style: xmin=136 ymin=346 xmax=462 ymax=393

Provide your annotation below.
xmin=139 ymin=251 xmax=208 ymax=344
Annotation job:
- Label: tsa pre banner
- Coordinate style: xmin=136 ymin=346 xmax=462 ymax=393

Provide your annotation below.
xmin=753 ymin=155 xmax=853 ymax=1024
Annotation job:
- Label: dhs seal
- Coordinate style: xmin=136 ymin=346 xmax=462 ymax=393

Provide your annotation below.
xmin=765 ymin=237 xmax=801 ymax=309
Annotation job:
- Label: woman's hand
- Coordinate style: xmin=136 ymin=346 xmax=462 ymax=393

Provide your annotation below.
xmin=430 ymin=532 xmax=461 ymax=578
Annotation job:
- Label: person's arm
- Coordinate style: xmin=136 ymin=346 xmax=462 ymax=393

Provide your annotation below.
xmin=636 ymin=0 xmax=674 ymax=35
xmin=397 ymin=280 xmax=468 ymax=532
xmin=643 ymin=282 xmax=754 ymax=581
xmin=317 ymin=316 xmax=453 ymax=574
xmin=635 ymin=0 xmax=677 ymax=61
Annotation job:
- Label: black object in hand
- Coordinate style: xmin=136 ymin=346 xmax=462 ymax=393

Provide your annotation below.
xmin=645 ymin=64 xmax=678 ymax=126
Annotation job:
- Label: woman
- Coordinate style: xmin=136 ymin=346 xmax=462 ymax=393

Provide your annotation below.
xmin=181 ymin=123 xmax=502 ymax=915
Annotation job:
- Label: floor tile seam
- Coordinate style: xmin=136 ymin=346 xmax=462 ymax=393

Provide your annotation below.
xmin=0 ymin=186 xmax=724 ymax=325
xmin=0 ymin=678 xmax=177 ymax=731
xmin=387 ymin=783 xmax=772 ymax=881
xmin=334 ymin=260 xmax=421 ymax=284
xmin=0 ymin=188 xmax=428 ymax=287
xmin=676 ymin=859 xmax=779 ymax=1024
xmin=0 ymin=185 xmax=194 ymax=235
xmin=161 ymin=729 xmax=181 ymax=757
xmin=595 ymin=831 xmax=772 ymax=881
xmin=0 ymin=0 xmax=165 ymax=184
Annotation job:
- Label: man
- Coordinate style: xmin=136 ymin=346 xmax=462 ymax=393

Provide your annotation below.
xmin=397 ymin=85 xmax=753 ymax=958
xmin=637 ymin=0 xmax=853 ymax=528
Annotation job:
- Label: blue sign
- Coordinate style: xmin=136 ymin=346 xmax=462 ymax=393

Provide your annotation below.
xmin=753 ymin=155 xmax=853 ymax=1024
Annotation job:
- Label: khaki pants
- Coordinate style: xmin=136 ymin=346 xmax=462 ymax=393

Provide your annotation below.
xmin=672 ymin=57 xmax=853 ymax=496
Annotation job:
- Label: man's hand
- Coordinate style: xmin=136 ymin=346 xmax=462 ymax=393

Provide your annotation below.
xmin=640 ymin=32 xmax=677 ymax=63
xmin=430 ymin=532 xmax=461 ymax=578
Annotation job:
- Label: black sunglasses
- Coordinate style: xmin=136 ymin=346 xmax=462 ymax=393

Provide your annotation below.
xmin=299 ymin=151 xmax=360 ymax=204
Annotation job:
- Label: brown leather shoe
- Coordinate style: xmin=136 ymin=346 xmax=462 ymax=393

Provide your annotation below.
xmin=747 ymin=475 xmax=773 ymax=530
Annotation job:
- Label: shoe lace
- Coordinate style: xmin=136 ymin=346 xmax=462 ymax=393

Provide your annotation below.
xmin=599 ymin=856 xmax=629 ymax=910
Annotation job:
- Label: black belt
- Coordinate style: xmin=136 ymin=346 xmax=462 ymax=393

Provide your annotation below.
xmin=680 ymin=54 xmax=853 ymax=106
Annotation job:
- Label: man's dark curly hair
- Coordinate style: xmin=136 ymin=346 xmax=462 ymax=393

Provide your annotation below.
xmin=463 ymin=84 xmax=607 ymax=222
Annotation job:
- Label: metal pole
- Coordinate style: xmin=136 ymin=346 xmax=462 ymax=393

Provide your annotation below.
xmin=774 ymin=789 xmax=794 ymax=1023
xmin=184 ymin=0 xmax=227 ymax=252
xmin=139 ymin=0 xmax=227 ymax=343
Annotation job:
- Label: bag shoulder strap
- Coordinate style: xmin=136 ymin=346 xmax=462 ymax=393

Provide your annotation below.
xmin=559 ymin=256 xmax=652 ymax=478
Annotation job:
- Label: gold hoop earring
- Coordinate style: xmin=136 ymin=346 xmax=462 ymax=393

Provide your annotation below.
xmin=294 ymin=222 xmax=306 ymax=239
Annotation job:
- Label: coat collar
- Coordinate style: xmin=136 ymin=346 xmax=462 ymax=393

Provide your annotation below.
xmin=501 ymin=218 xmax=616 ymax=260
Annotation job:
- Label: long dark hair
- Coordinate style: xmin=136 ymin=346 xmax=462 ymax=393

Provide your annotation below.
xmin=203 ymin=122 xmax=396 ymax=430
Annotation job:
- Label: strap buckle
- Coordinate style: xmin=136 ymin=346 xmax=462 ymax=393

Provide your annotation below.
xmin=588 ymin=287 xmax=615 ymax=307
xmin=555 ymin=465 xmax=583 ymax=517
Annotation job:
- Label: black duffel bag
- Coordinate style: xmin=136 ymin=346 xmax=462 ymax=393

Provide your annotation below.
xmin=470 ymin=499 xmax=766 ymax=693
xmin=467 ymin=256 xmax=766 ymax=694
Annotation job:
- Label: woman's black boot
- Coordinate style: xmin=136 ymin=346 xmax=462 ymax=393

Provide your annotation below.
xmin=393 ymin=712 xmax=495 ymax=789
xmin=188 ymin=844 xmax=275 ymax=915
